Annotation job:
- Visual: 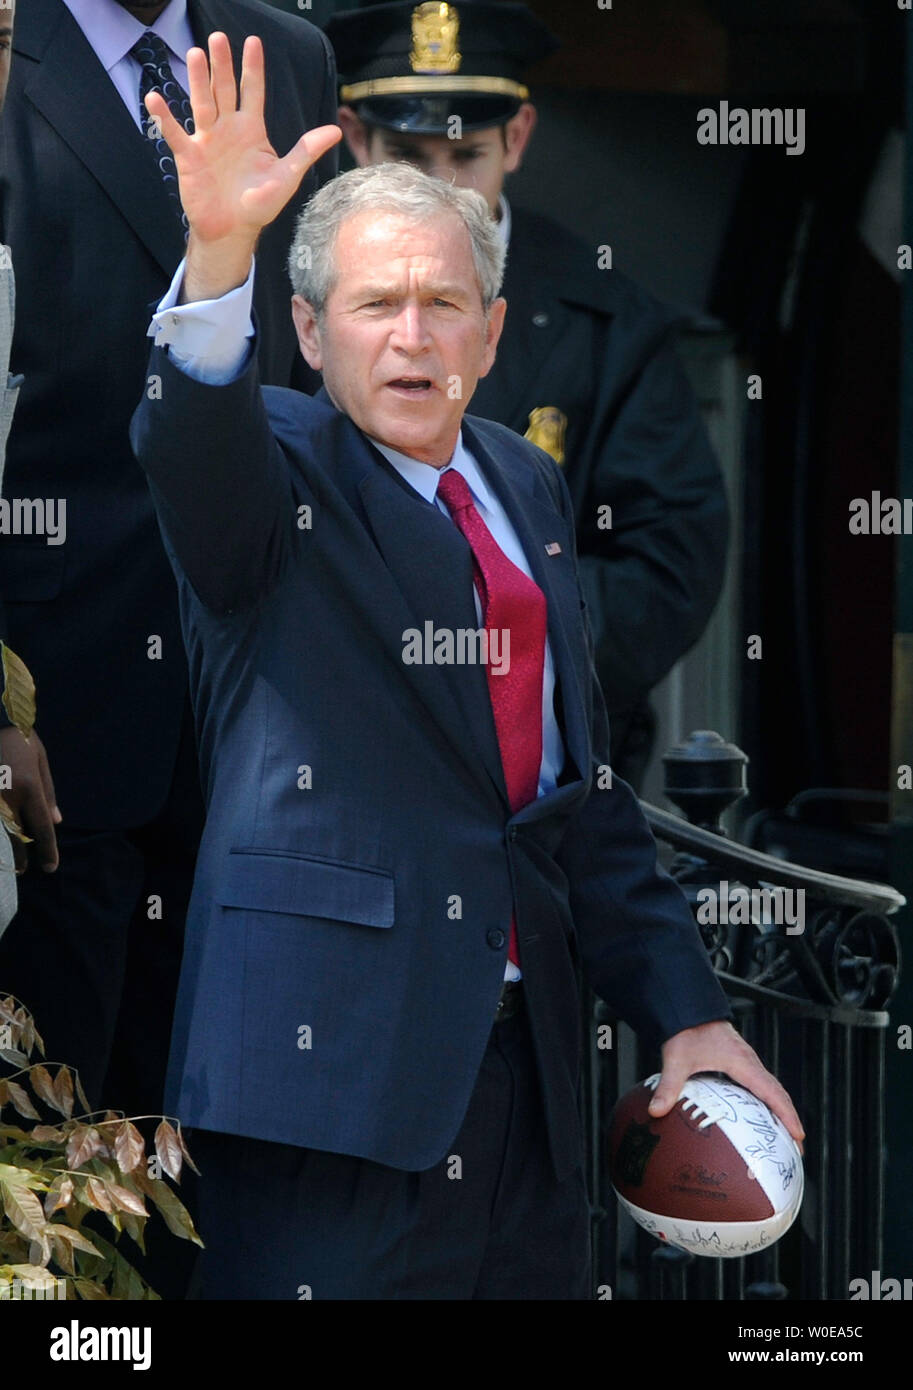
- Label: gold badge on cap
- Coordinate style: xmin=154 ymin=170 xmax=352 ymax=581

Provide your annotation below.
xmin=411 ymin=3 xmax=462 ymax=75
xmin=525 ymin=407 xmax=568 ymax=467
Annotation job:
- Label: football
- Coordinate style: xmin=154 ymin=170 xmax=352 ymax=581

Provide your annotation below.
xmin=607 ymin=1073 xmax=804 ymax=1258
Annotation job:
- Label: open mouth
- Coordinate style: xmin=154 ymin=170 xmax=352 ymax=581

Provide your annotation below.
xmin=387 ymin=377 xmax=434 ymax=394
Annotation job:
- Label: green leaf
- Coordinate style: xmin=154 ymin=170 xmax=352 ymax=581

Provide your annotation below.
xmin=74 ymin=1277 xmax=111 ymax=1301
xmin=143 ymin=1175 xmax=203 ymax=1247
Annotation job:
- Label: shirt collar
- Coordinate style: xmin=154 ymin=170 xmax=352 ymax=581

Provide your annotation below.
xmin=63 ymin=0 xmax=191 ymax=71
xmin=370 ymin=431 xmax=497 ymax=515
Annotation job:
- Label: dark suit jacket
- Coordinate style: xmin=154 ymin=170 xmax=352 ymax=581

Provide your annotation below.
xmin=471 ymin=207 xmax=729 ymax=723
xmin=130 ymin=343 xmax=731 ymax=1181
xmin=0 ymin=0 xmax=337 ymax=826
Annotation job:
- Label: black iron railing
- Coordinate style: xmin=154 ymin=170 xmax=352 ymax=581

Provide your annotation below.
xmin=583 ymin=731 xmax=904 ymax=1300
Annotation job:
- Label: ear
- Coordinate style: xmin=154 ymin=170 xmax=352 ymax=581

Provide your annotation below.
xmin=291 ymin=295 xmax=323 ymax=371
xmin=479 ymin=297 xmax=507 ymax=378
xmin=502 ymin=103 xmax=537 ymax=175
xmin=337 ymin=105 xmax=374 ymax=167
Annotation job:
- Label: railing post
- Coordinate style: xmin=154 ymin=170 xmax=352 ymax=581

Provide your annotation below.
xmin=662 ymin=729 xmax=748 ymax=833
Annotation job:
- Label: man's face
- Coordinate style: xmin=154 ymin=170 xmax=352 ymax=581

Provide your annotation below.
xmin=292 ymin=209 xmax=505 ymax=467
xmin=0 ymin=1 xmax=14 ymax=115
xmin=339 ymin=106 xmax=537 ymax=218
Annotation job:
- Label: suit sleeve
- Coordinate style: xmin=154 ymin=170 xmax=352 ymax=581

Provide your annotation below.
xmin=547 ymin=457 xmax=733 ymax=1047
xmin=129 ymin=344 xmax=298 ymax=616
xmin=575 ymin=312 xmax=729 ymax=715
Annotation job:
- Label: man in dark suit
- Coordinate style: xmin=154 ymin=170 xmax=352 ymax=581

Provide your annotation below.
xmin=131 ymin=36 xmax=802 ymax=1299
xmin=0 ymin=0 xmax=336 ymax=1122
xmin=329 ymin=0 xmax=729 ymax=791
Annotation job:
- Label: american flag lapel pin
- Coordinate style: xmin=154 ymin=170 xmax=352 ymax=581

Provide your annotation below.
xmin=545 ymin=542 xmax=562 ymax=556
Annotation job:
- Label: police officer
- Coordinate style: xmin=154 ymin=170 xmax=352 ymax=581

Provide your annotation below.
xmin=326 ymin=0 xmax=729 ymax=790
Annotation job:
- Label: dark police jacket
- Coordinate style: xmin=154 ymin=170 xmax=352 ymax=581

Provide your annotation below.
xmin=130 ymin=344 xmax=731 ymax=1179
xmin=471 ymin=206 xmax=729 ymax=737
xmin=0 ymin=0 xmax=337 ymax=827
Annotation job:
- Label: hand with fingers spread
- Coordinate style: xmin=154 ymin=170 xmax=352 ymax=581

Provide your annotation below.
xmin=143 ymin=32 xmax=340 ymax=303
xmin=649 ymin=1018 xmax=805 ymax=1149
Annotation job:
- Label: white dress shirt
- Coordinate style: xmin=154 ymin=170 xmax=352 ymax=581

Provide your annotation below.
xmin=63 ymin=0 xmax=193 ymax=127
xmin=149 ymin=259 xmax=567 ymax=981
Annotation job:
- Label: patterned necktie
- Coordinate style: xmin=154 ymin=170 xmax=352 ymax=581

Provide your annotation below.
xmin=130 ymin=31 xmax=195 ymax=233
xmin=436 ymin=468 xmax=547 ymax=966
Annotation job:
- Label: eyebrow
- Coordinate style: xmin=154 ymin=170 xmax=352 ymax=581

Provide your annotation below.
xmin=350 ymin=283 xmax=470 ymax=301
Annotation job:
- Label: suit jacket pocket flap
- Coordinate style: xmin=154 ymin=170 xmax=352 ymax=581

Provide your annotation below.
xmin=219 ymin=850 xmax=394 ymax=928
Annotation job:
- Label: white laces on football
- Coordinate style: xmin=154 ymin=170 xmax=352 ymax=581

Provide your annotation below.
xmin=643 ymin=1074 xmax=731 ymax=1130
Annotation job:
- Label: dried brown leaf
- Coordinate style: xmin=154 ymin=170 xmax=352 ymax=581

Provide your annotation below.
xmin=66 ymin=1125 xmax=106 ymax=1170
xmin=43 ymin=1176 xmax=74 ymax=1217
xmin=53 ymin=1065 xmax=74 ymax=1120
xmin=176 ymin=1124 xmax=201 ymax=1176
xmin=113 ymin=1121 xmax=145 ymax=1174
xmin=50 ymin=1224 xmax=102 ymax=1258
xmin=73 ymin=1070 xmax=89 ymax=1112
xmin=1 ymin=643 xmax=36 ymax=739
xmin=154 ymin=1119 xmax=182 ymax=1183
xmin=83 ymin=1177 xmax=114 ymax=1214
xmin=0 ymin=1168 xmax=47 ymax=1243
xmin=49 ymin=1230 xmax=76 ymax=1276
xmin=30 ymin=1124 xmax=66 ymax=1144
xmin=29 ymin=1064 xmax=61 ymax=1114
xmin=6 ymin=1081 xmax=41 ymax=1121
xmin=105 ymin=1182 xmax=148 ymax=1218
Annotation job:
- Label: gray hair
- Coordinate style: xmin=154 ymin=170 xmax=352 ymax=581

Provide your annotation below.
xmin=287 ymin=162 xmax=506 ymax=315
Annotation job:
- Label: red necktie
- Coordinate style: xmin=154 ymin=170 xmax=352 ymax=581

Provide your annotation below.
xmin=436 ymin=468 xmax=547 ymax=965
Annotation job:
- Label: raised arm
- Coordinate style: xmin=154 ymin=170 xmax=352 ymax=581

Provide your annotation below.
xmin=130 ymin=36 xmax=340 ymax=614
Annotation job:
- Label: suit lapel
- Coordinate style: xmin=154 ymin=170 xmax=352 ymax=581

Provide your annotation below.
xmin=460 ymin=419 xmax=591 ymax=789
xmin=351 ymin=435 xmax=509 ymax=810
xmin=18 ymin=0 xmax=279 ymax=284
xmin=21 ymin=1 xmax=186 ymax=279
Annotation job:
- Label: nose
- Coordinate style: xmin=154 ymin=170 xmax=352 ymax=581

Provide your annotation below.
xmin=390 ymin=302 xmax=431 ymax=355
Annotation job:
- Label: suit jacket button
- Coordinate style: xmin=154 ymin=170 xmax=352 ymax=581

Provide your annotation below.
xmin=532 ymin=311 xmax=549 ymax=328
xmin=486 ymin=928 xmax=506 ymax=950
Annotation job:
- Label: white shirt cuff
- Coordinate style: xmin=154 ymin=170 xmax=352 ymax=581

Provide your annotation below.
xmin=147 ymin=256 xmax=256 ymax=384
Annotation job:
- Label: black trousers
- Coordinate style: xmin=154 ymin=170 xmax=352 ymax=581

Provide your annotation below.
xmin=188 ymin=1002 xmax=593 ymax=1300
